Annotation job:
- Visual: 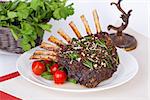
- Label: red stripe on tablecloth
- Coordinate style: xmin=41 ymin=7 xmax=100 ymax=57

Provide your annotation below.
xmin=0 ymin=71 xmax=20 ymax=82
xmin=0 ymin=91 xmax=21 ymax=100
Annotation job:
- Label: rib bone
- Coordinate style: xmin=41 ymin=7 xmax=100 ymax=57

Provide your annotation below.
xmin=40 ymin=42 xmax=59 ymax=51
xmin=30 ymin=55 xmax=58 ymax=61
xmin=57 ymin=29 xmax=72 ymax=43
xmin=93 ymin=9 xmax=102 ymax=33
xmin=48 ymin=36 xmax=64 ymax=47
xmin=80 ymin=15 xmax=92 ymax=35
xmin=34 ymin=50 xmax=57 ymax=56
xmin=69 ymin=21 xmax=82 ymax=39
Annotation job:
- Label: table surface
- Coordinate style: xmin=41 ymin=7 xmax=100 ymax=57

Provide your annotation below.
xmin=0 ymin=28 xmax=149 ymax=100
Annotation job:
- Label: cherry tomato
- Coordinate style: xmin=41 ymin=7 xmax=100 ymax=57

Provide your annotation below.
xmin=50 ymin=64 xmax=59 ymax=74
xmin=32 ymin=61 xmax=46 ymax=75
xmin=54 ymin=70 xmax=67 ymax=84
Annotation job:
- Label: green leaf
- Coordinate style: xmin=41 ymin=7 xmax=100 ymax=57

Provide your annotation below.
xmin=0 ymin=21 xmax=8 ymax=27
xmin=0 ymin=0 xmax=74 ymax=52
xmin=22 ymin=44 xmax=31 ymax=51
xmin=17 ymin=9 xmax=29 ymax=20
xmin=68 ymin=52 xmax=80 ymax=60
xmin=46 ymin=64 xmax=50 ymax=72
xmin=30 ymin=0 xmax=42 ymax=10
xmin=59 ymin=6 xmax=74 ymax=19
xmin=83 ymin=60 xmax=93 ymax=69
xmin=38 ymin=23 xmax=52 ymax=32
xmin=21 ymin=22 xmax=33 ymax=35
xmin=7 ymin=11 xmax=17 ymax=18
xmin=20 ymin=35 xmax=31 ymax=45
xmin=46 ymin=2 xmax=58 ymax=11
xmin=84 ymin=36 xmax=92 ymax=40
xmin=41 ymin=72 xmax=53 ymax=80
xmin=34 ymin=26 xmax=44 ymax=37
xmin=10 ymin=28 xmax=18 ymax=40
xmin=0 ymin=16 xmax=8 ymax=20
xmin=72 ymin=38 xmax=78 ymax=42
xmin=53 ymin=8 xmax=61 ymax=19
xmin=95 ymin=39 xmax=107 ymax=49
xmin=30 ymin=40 xmax=36 ymax=47
xmin=16 ymin=2 xmax=28 ymax=11
xmin=68 ymin=78 xmax=77 ymax=84
xmin=9 ymin=0 xmax=20 ymax=10
xmin=59 ymin=7 xmax=68 ymax=19
xmin=30 ymin=32 xmax=37 ymax=40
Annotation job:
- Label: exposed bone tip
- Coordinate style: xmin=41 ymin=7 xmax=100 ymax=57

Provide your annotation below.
xmin=80 ymin=14 xmax=92 ymax=35
xmin=92 ymin=9 xmax=102 ymax=33
xmin=30 ymin=55 xmax=34 ymax=60
xmin=48 ymin=35 xmax=64 ymax=47
xmin=80 ymin=15 xmax=84 ymax=18
xmin=92 ymin=9 xmax=97 ymax=13
xmin=69 ymin=21 xmax=82 ymax=39
xmin=57 ymin=28 xmax=72 ymax=43
xmin=57 ymin=28 xmax=63 ymax=32
xmin=69 ymin=21 xmax=74 ymax=25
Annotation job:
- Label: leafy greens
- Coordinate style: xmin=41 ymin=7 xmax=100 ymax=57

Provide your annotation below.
xmin=0 ymin=0 xmax=74 ymax=51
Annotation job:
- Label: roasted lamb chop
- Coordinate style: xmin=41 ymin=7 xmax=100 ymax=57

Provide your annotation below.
xmin=30 ymin=10 xmax=120 ymax=88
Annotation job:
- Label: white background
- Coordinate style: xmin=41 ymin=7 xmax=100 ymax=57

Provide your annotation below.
xmin=44 ymin=0 xmax=149 ymax=40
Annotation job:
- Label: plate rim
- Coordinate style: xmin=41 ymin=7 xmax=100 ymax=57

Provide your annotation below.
xmin=16 ymin=47 xmax=139 ymax=92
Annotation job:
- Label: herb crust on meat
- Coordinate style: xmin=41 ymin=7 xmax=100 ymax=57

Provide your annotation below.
xmin=58 ymin=32 xmax=119 ymax=88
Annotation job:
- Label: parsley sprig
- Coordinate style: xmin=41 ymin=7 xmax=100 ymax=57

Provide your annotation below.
xmin=0 ymin=0 xmax=74 ymax=51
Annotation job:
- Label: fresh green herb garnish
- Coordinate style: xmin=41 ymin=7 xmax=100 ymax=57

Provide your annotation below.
xmin=44 ymin=61 xmax=55 ymax=72
xmin=87 ymin=57 xmax=96 ymax=63
xmin=95 ymin=39 xmax=107 ymax=49
xmin=72 ymin=38 xmax=78 ymax=42
xmin=84 ymin=36 xmax=92 ymax=40
xmin=58 ymin=67 xmax=65 ymax=71
xmin=41 ymin=72 xmax=53 ymax=80
xmin=68 ymin=52 xmax=80 ymax=60
xmin=83 ymin=60 xmax=93 ymax=69
xmin=46 ymin=64 xmax=50 ymax=72
xmin=0 ymin=0 xmax=74 ymax=51
xmin=68 ymin=78 xmax=77 ymax=84
xmin=102 ymin=59 xmax=112 ymax=68
xmin=115 ymin=55 xmax=120 ymax=64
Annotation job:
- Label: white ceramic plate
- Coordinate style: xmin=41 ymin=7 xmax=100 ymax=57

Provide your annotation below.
xmin=16 ymin=47 xmax=138 ymax=92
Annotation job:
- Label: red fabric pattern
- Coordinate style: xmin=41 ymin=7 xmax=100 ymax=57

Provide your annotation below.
xmin=0 ymin=91 xmax=21 ymax=100
xmin=0 ymin=71 xmax=20 ymax=82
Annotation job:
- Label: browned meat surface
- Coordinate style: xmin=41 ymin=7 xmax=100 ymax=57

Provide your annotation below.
xmin=58 ymin=32 xmax=119 ymax=88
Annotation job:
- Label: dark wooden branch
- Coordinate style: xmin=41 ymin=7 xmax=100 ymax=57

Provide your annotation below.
xmin=107 ymin=0 xmax=132 ymax=36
